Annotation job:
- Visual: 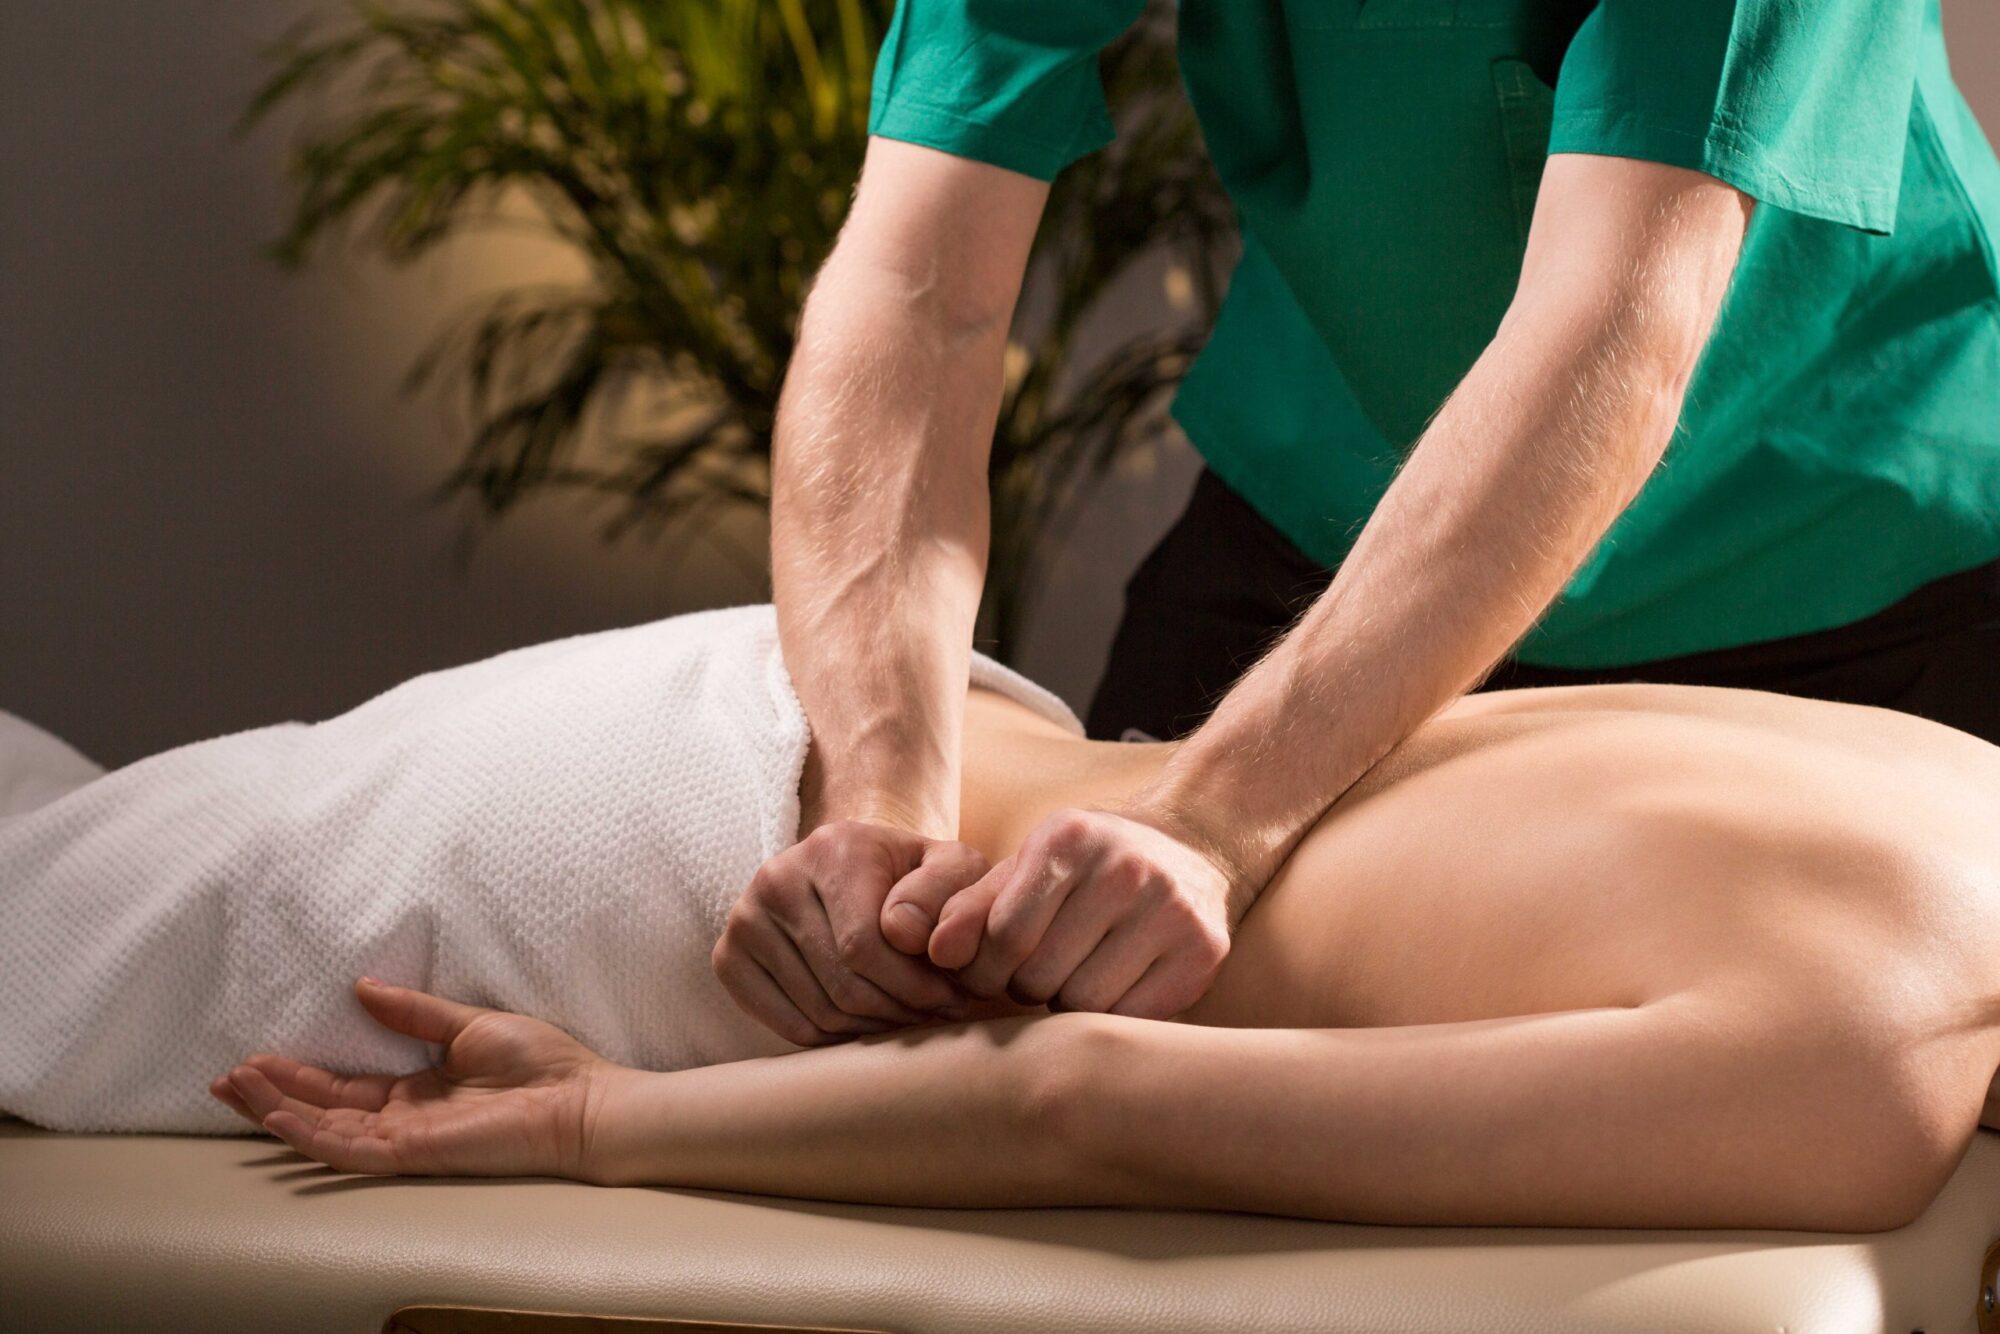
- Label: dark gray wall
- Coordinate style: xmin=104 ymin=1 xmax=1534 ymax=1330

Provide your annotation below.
xmin=3 ymin=2 xmax=1997 ymax=765
xmin=0 ymin=2 xmax=760 ymax=766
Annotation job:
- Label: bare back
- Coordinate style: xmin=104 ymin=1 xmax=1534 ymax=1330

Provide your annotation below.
xmin=958 ymin=683 xmax=2000 ymax=1038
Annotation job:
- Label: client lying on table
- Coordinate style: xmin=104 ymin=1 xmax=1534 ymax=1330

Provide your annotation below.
xmin=7 ymin=605 xmax=2000 ymax=1233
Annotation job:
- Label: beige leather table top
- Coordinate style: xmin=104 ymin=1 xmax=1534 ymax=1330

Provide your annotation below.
xmin=2 ymin=1116 xmax=1994 ymax=1334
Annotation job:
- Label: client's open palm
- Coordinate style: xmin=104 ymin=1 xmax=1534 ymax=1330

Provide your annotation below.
xmin=210 ymin=978 xmax=617 ymax=1181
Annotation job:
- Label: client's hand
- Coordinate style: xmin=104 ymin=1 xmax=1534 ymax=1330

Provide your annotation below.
xmin=927 ymin=806 xmax=1244 ymax=1020
xmin=713 ymin=821 xmax=985 ymax=1047
xmin=209 ymin=977 xmax=623 ymax=1181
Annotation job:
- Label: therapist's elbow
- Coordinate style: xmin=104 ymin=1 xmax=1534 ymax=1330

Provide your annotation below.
xmin=1608 ymin=252 xmax=1736 ymax=398
xmin=1612 ymin=309 xmax=1710 ymax=429
xmin=812 ymin=238 xmax=1015 ymax=347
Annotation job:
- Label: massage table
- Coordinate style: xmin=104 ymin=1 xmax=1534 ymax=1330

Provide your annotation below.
xmin=6 ymin=687 xmax=1999 ymax=1333
xmin=4 ymin=1114 xmax=1997 ymax=1333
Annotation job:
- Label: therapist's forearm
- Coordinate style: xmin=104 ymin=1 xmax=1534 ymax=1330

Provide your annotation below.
xmin=771 ymin=250 xmax=1011 ymax=839
xmin=1144 ymin=189 xmax=1745 ymax=893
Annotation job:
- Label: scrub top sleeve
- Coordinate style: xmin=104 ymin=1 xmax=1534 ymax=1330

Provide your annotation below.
xmin=1547 ymin=0 xmax=1928 ymax=233
xmin=868 ymin=0 xmax=1148 ymax=181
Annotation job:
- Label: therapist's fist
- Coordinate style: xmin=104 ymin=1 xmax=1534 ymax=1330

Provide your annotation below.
xmin=927 ymin=807 xmax=1242 ymax=1020
xmin=713 ymin=821 xmax=984 ymax=1047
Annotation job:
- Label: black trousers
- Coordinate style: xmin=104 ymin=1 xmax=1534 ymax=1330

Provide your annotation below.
xmin=1087 ymin=469 xmax=2000 ymax=746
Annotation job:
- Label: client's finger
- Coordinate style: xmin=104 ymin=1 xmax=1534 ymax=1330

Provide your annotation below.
xmin=880 ymin=841 xmax=989 ymax=956
xmin=209 ymin=1075 xmax=262 ymax=1127
xmin=262 ymin=1108 xmax=401 ymax=1177
xmin=227 ymin=1063 xmax=336 ymax=1128
xmin=245 ymin=1052 xmax=394 ymax=1112
xmin=354 ymin=977 xmax=489 ymax=1046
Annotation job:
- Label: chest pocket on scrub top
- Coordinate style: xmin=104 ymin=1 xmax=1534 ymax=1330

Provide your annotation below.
xmin=1491 ymin=57 xmax=1554 ymax=245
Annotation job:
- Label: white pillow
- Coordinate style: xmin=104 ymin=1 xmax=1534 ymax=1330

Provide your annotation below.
xmin=0 ymin=711 xmax=103 ymax=819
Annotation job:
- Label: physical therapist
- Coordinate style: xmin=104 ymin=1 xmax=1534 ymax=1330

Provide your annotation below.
xmin=712 ymin=0 xmax=2000 ymax=1046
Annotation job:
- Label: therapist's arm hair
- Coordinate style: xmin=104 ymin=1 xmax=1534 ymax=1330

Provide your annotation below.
xmin=772 ymin=138 xmax=1049 ymax=839
xmin=1142 ymin=153 xmax=1755 ymax=893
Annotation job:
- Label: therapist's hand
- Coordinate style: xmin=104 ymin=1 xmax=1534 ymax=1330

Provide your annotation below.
xmin=927 ymin=806 xmax=1248 ymax=1020
xmin=713 ymin=821 xmax=984 ymax=1046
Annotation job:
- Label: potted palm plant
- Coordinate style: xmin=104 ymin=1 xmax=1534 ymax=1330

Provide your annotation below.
xmin=242 ymin=0 xmax=1232 ymax=659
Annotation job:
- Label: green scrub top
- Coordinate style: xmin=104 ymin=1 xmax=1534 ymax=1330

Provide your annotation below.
xmin=868 ymin=0 xmax=2000 ymax=668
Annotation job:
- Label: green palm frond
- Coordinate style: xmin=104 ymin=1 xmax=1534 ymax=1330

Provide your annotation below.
xmin=244 ymin=0 xmax=1232 ymax=660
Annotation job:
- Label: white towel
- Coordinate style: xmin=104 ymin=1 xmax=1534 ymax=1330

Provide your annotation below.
xmin=0 ymin=605 xmax=1080 ymax=1133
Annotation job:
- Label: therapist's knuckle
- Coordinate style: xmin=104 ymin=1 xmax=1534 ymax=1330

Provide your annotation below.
xmin=800 ymin=822 xmax=844 ymax=862
xmin=939 ymin=840 xmax=988 ymax=879
xmin=1162 ymin=893 xmax=1208 ymax=932
xmin=1132 ymin=872 xmax=1171 ymax=910
xmin=1102 ymin=851 xmax=1148 ymax=890
xmin=710 ymin=945 xmax=742 ymax=991
xmin=1045 ymin=811 xmax=1093 ymax=855
xmin=823 ymin=819 xmax=883 ymax=860
xmin=1188 ymin=926 xmax=1230 ymax=972
xmin=833 ymin=925 xmax=876 ymax=968
xmin=746 ymin=863 xmax=791 ymax=905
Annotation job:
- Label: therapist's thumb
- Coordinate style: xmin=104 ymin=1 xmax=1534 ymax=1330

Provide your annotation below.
xmin=881 ymin=840 xmax=989 ymax=955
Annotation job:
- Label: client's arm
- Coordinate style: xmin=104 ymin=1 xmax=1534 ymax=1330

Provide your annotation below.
xmin=216 ymin=974 xmax=1972 ymax=1232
